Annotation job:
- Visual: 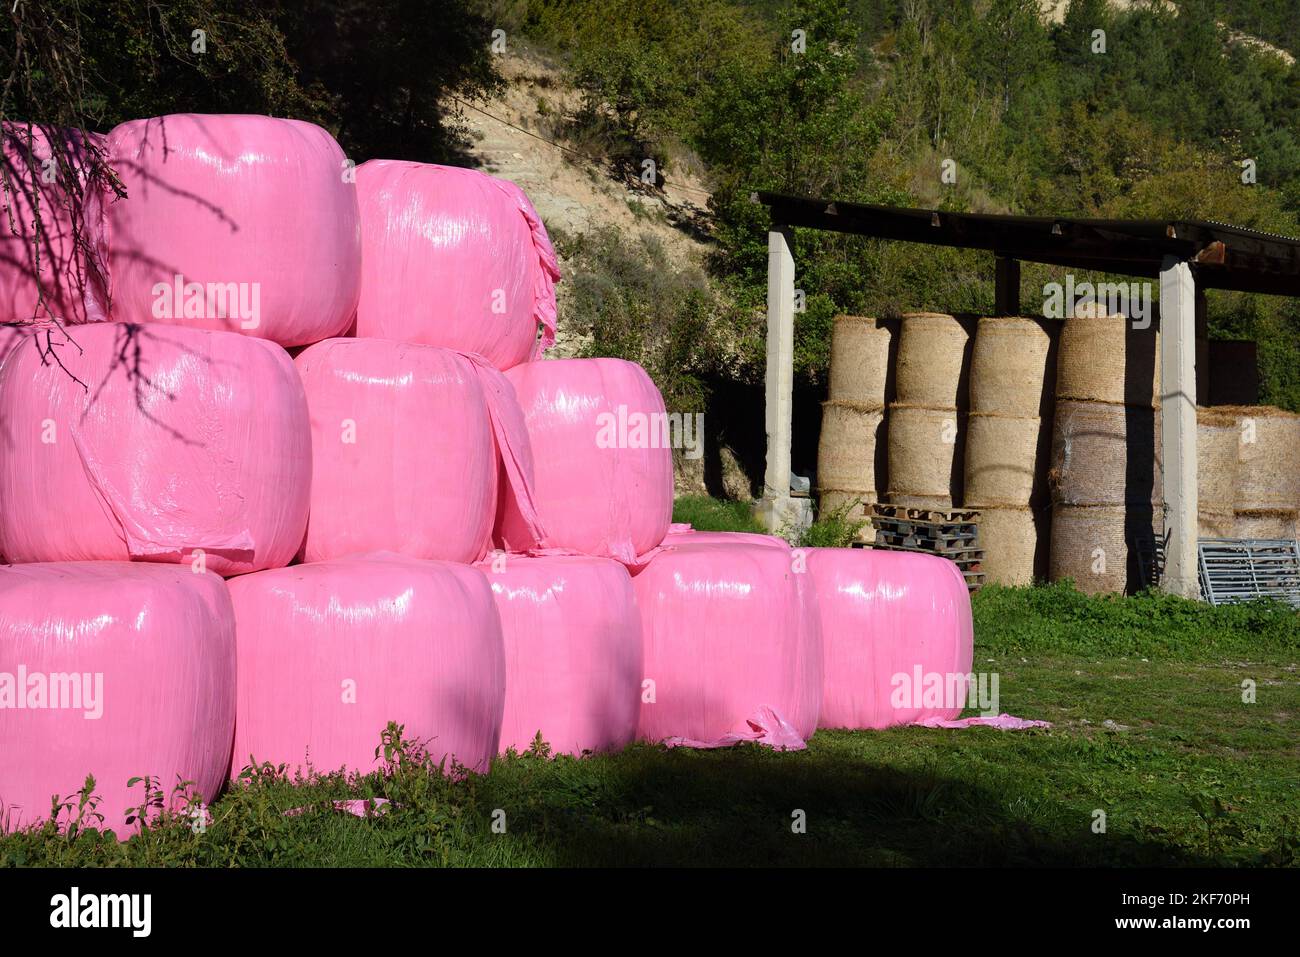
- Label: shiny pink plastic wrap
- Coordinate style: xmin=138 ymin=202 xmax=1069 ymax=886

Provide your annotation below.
xmin=1 ymin=124 xmax=106 ymax=324
xmin=295 ymin=338 xmax=499 ymax=563
xmin=87 ymin=114 xmax=360 ymax=346
xmin=633 ymin=541 xmax=822 ymax=748
xmin=229 ymin=554 xmax=504 ymax=776
xmin=0 ymin=562 xmax=235 ymax=834
xmin=661 ymin=524 xmax=790 ymax=550
xmin=0 ymin=323 xmax=311 ymax=575
xmin=480 ymin=555 xmax=642 ymax=756
xmin=806 ymin=548 xmax=974 ymax=729
xmin=499 ymin=358 xmax=673 ymax=564
xmin=355 ymin=160 xmax=560 ymax=370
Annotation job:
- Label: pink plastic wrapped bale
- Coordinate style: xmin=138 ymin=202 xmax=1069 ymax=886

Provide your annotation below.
xmin=0 ymin=323 xmax=311 ymax=575
xmin=806 ymin=548 xmax=974 ymax=729
xmin=0 ymin=562 xmax=235 ymax=835
xmin=633 ymin=541 xmax=822 ymax=747
xmin=499 ymin=358 xmax=673 ymax=563
xmin=295 ymin=338 xmax=498 ymax=564
xmin=228 ymin=554 xmax=504 ymax=776
xmin=1 ymin=124 xmax=107 ymax=324
xmin=480 ymin=555 xmax=642 ymax=756
xmin=661 ymin=525 xmax=790 ymax=550
xmin=0 ymin=320 xmax=52 ymax=371
xmin=87 ymin=114 xmax=359 ymax=346
xmin=355 ymin=161 xmax=560 ymax=370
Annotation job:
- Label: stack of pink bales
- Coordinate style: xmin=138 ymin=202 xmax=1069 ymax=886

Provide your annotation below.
xmin=0 ymin=115 xmax=973 ymax=835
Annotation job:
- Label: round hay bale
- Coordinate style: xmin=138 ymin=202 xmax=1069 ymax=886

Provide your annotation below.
xmin=1198 ymin=509 xmax=1236 ymax=539
xmin=886 ymin=403 xmax=964 ymax=506
xmin=817 ymin=489 xmax=875 ymax=544
xmin=1196 ymin=407 xmax=1238 ymax=514
xmin=888 ymin=493 xmax=955 ymax=511
xmin=963 ymin=413 xmax=1047 ymax=507
xmin=1049 ymin=503 xmax=1162 ymax=596
xmin=972 ymin=505 xmax=1046 ymax=586
xmin=894 ymin=312 xmax=973 ymax=408
xmin=969 ymin=316 xmax=1056 ymax=416
xmin=1227 ymin=405 xmax=1300 ymax=509
xmin=1232 ymin=508 xmax=1297 ymax=540
xmin=1049 ymin=399 xmax=1162 ymax=506
xmin=1056 ymin=313 xmax=1160 ymax=406
xmin=816 ymin=401 xmax=885 ymax=494
xmin=828 ymin=316 xmax=896 ymax=408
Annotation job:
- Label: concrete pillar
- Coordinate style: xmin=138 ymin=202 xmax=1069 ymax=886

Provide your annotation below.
xmin=1159 ymin=257 xmax=1200 ymax=598
xmin=756 ymin=227 xmax=810 ymax=534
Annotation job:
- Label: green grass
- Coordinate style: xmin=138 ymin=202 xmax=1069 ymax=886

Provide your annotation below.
xmin=672 ymin=494 xmax=767 ymax=533
xmin=3 ymin=583 xmax=1298 ymax=867
xmin=975 ymin=581 xmax=1300 ymax=661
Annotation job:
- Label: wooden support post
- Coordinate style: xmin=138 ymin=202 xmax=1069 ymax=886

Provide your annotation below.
xmin=1160 ymin=257 xmax=1200 ymax=599
xmin=994 ymin=257 xmax=1021 ymax=316
xmin=1195 ymin=285 xmax=1209 ymax=405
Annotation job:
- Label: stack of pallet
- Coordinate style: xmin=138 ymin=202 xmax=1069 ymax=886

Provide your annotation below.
xmin=868 ymin=503 xmax=984 ymax=591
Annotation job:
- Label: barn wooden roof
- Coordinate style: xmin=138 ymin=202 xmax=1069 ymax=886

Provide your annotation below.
xmin=755 ymin=192 xmax=1300 ymax=296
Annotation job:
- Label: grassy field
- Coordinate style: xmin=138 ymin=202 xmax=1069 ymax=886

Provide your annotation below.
xmin=2 ymin=501 xmax=1297 ymax=867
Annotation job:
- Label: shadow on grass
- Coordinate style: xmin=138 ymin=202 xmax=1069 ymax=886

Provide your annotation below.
xmin=471 ymin=741 xmax=1210 ymax=867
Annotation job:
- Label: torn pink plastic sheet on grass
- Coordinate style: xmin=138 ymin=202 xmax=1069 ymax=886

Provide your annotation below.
xmin=917 ymin=713 xmax=1052 ymax=730
xmin=661 ymin=707 xmax=807 ymax=752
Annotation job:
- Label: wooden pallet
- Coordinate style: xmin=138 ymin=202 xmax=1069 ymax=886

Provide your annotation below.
xmin=865 ymin=504 xmax=985 ymax=590
xmin=870 ymin=503 xmax=981 ymax=523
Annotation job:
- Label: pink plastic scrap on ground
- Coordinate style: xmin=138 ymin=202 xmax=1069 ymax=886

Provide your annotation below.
xmin=0 ymin=562 xmax=236 ymax=836
xmin=662 ymin=705 xmax=807 ymax=751
xmin=354 ymin=160 xmax=560 ymax=370
xmin=0 ymin=123 xmax=107 ymax=324
xmin=498 ymin=358 xmax=673 ymax=565
xmin=0 ymin=322 xmax=311 ymax=576
xmin=478 ymin=554 xmax=642 ymax=756
xmin=806 ymin=547 xmax=976 ymax=730
xmin=633 ymin=541 xmax=822 ymax=748
xmin=917 ymin=713 xmax=1052 ymax=730
xmin=86 ymin=114 xmax=360 ymax=346
xmin=228 ymin=553 xmax=505 ymax=778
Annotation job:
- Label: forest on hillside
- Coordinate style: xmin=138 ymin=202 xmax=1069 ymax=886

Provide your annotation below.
xmin=499 ymin=0 xmax=1300 ymax=415
xmin=7 ymin=0 xmax=1300 ymax=413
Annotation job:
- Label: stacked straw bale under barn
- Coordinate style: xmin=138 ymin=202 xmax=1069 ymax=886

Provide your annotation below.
xmin=827 ymin=316 xmax=896 ymax=407
xmin=976 ymin=505 xmax=1050 ymax=586
xmin=1049 ymin=313 xmax=1162 ymax=594
xmin=817 ymin=316 xmax=897 ymax=540
xmin=1055 ymin=311 xmax=1160 ymax=406
xmin=887 ymin=404 xmax=966 ymax=510
xmin=1224 ymin=405 xmax=1300 ymax=539
xmin=962 ymin=316 xmax=1058 ymax=585
xmin=1196 ymin=407 xmax=1238 ymax=538
xmin=886 ymin=313 xmax=972 ymax=509
xmin=1049 ymin=504 xmax=1162 ymax=595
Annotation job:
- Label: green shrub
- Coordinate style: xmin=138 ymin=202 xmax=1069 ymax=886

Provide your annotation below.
xmin=793 ymin=494 xmax=868 ymax=548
